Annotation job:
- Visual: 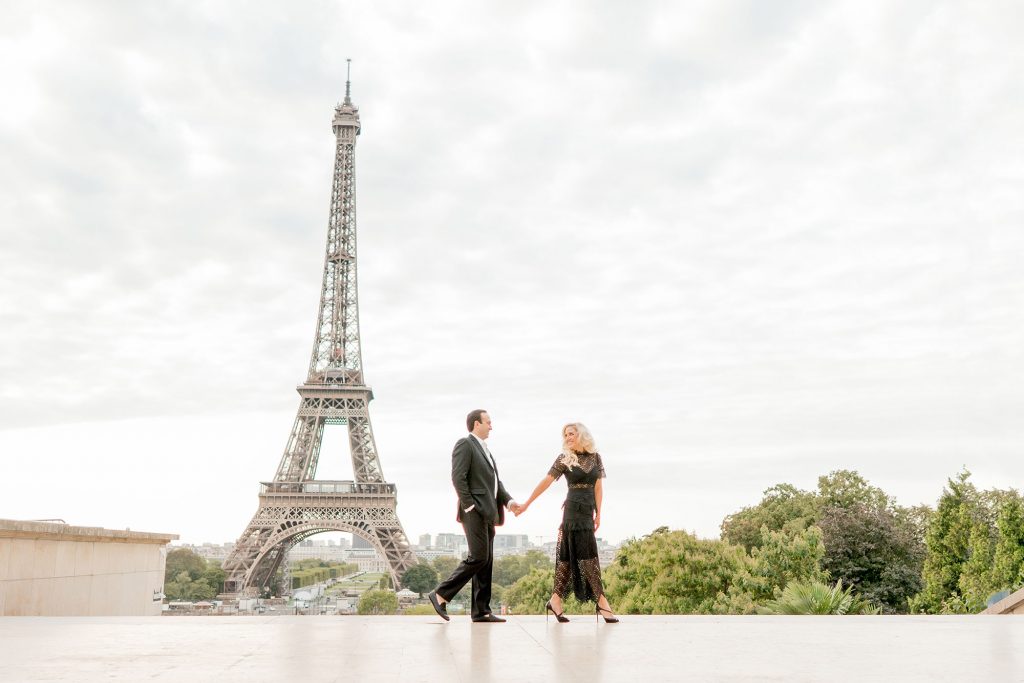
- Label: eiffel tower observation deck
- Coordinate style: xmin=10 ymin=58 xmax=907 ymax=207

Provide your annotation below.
xmin=220 ymin=64 xmax=416 ymax=596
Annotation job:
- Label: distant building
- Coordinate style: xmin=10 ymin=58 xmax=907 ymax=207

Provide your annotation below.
xmin=494 ymin=534 xmax=529 ymax=550
xmin=352 ymin=535 xmax=374 ymax=550
xmin=347 ymin=549 xmax=387 ymax=573
xmin=287 ymin=545 xmax=351 ymax=563
xmin=415 ymin=548 xmax=461 ymax=562
xmin=298 ymin=538 xmax=349 ymax=549
xmin=185 ymin=543 xmax=231 ymax=562
xmin=417 ymin=534 xmax=431 ymax=549
xmin=396 ymin=588 xmax=419 ymax=606
xmin=435 ymin=533 xmax=467 ymax=551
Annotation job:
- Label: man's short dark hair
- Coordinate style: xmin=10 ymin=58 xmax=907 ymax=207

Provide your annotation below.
xmin=467 ymin=409 xmax=487 ymax=432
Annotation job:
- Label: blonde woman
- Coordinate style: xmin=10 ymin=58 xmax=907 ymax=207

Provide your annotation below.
xmin=516 ymin=423 xmax=619 ymax=623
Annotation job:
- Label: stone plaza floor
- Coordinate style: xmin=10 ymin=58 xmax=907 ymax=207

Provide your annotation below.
xmin=0 ymin=615 xmax=1021 ymax=682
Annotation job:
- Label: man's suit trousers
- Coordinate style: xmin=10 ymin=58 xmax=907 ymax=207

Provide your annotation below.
xmin=435 ymin=509 xmax=496 ymax=619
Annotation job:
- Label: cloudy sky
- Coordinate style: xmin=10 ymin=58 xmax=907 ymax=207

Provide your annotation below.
xmin=2 ymin=1 xmax=1023 ymax=549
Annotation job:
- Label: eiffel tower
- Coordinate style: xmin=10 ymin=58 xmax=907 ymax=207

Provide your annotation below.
xmin=222 ymin=66 xmax=416 ymax=596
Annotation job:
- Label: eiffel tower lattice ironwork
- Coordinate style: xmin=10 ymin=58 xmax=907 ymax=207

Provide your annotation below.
xmin=222 ymin=68 xmax=416 ymax=596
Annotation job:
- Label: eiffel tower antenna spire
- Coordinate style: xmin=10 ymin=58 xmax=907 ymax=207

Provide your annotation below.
xmin=221 ymin=83 xmax=415 ymax=597
xmin=344 ymin=58 xmax=352 ymax=105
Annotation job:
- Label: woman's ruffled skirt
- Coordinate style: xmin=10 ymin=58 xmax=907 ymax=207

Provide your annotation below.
xmin=553 ymin=498 xmax=603 ymax=602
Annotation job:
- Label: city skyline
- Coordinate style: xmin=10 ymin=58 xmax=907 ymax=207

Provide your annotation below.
xmin=2 ymin=2 xmax=1023 ymax=548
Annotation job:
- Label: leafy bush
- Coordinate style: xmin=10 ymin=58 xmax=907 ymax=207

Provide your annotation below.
xmin=503 ymin=568 xmax=589 ymax=614
xmin=357 ymin=589 xmax=398 ymax=615
xmin=401 ymin=563 xmax=438 ymax=597
xmin=605 ymin=528 xmax=751 ymax=614
xmin=758 ymin=580 xmax=878 ymax=615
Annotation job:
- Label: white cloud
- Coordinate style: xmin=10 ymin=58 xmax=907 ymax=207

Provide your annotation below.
xmin=1 ymin=0 xmax=1023 ymax=544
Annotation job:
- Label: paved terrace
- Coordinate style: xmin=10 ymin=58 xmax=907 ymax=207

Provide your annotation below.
xmin=0 ymin=615 xmax=1021 ymax=682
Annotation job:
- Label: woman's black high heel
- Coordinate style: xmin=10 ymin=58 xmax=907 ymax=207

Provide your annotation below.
xmin=596 ymin=605 xmax=619 ymax=623
xmin=546 ymin=600 xmax=570 ymax=623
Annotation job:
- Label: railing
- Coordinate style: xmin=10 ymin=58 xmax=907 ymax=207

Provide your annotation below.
xmin=306 ymin=369 xmax=364 ymax=385
xmin=260 ymin=481 xmax=396 ymax=496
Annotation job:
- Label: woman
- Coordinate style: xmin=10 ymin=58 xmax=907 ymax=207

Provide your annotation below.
xmin=516 ymin=422 xmax=619 ymax=623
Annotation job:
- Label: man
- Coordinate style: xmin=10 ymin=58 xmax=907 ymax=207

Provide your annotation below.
xmin=428 ymin=409 xmax=519 ymax=622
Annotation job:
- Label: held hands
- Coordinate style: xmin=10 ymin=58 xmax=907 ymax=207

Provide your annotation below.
xmin=511 ymin=501 xmax=529 ymax=517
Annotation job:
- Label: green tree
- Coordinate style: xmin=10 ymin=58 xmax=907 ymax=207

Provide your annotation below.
xmin=503 ymin=568 xmax=552 ymax=614
xmin=357 ymin=590 xmax=398 ymax=615
xmin=911 ymin=471 xmax=984 ymax=613
xmin=991 ymin=496 xmax=1024 ymax=592
xmin=712 ymin=525 xmax=826 ymax=613
xmin=896 ymin=504 xmax=933 ymax=545
xmin=605 ymin=528 xmax=750 ymax=614
xmin=164 ymin=571 xmax=217 ymax=602
xmin=165 ymin=548 xmax=207 ymax=582
xmin=952 ymin=489 xmax=1023 ymax=608
xmin=187 ymin=579 xmax=216 ymax=602
xmin=721 ymin=484 xmax=818 ymax=552
xmin=202 ymin=563 xmax=226 ymax=595
xmin=743 ymin=525 xmax=826 ymax=603
xmin=431 ymin=556 xmax=459 ymax=578
xmin=401 ymin=563 xmax=438 ymax=597
xmin=164 ymin=571 xmax=193 ymax=602
xmin=503 ymin=568 xmax=587 ymax=615
xmin=907 ymin=472 xmax=1024 ymax=613
xmin=493 ymin=550 xmax=552 ymax=587
xmin=958 ymin=516 xmax=999 ymax=608
xmin=163 ymin=549 xmax=229 ymax=599
xmin=808 ymin=470 xmax=926 ymax=613
xmin=817 ymin=470 xmax=892 ymax=512
xmin=817 ymin=505 xmax=924 ymax=613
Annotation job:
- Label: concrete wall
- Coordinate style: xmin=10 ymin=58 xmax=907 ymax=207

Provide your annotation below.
xmin=0 ymin=519 xmax=178 ymax=616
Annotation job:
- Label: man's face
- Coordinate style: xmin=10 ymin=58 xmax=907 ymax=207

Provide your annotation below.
xmin=475 ymin=412 xmax=492 ymax=439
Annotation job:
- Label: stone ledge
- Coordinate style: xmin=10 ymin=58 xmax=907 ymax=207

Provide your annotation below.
xmin=0 ymin=519 xmax=178 ymax=545
xmin=982 ymin=586 xmax=1024 ymax=614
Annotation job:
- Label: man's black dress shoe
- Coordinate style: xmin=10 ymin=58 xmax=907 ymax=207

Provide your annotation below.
xmin=427 ymin=592 xmax=449 ymax=621
xmin=471 ymin=614 xmax=506 ymax=623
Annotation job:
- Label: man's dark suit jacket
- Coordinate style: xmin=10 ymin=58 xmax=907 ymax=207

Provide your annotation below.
xmin=451 ymin=435 xmax=512 ymax=526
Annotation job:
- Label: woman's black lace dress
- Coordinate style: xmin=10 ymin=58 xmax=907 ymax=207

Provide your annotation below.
xmin=548 ymin=451 xmax=606 ymax=603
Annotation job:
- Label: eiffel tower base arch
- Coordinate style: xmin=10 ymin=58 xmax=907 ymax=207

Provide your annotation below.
xmin=221 ymin=486 xmax=416 ymax=597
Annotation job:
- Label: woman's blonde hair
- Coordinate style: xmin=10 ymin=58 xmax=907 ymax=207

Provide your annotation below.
xmin=560 ymin=422 xmax=597 ymax=469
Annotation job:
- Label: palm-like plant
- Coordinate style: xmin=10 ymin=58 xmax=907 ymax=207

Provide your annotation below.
xmin=758 ymin=580 xmax=879 ymax=615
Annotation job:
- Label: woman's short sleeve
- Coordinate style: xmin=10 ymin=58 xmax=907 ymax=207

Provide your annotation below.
xmin=596 ymin=453 xmax=606 ymax=478
xmin=548 ymin=454 xmax=568 ymax=480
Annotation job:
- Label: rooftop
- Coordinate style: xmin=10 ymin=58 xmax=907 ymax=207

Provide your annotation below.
xmin=1 ymin=615 xmax=1021 ymax=681
xmin=0 ymin=518 xmax=178 ymax=544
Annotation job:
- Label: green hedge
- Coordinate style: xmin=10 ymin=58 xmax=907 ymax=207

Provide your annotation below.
xmin=290 ymin=562 xmax=358 ymax=590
